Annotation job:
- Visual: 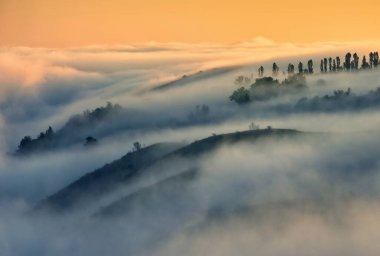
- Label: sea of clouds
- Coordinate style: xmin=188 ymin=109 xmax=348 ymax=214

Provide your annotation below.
xmin=1 ymin=38 xmax=380 ymax=255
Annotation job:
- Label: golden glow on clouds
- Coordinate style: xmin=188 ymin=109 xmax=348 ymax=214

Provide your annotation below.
xmin=0 ymin=0 xmax=379 ymax=47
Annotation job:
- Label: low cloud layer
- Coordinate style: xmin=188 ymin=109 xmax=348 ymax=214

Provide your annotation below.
xmin=1 ymin=39 xmax=380 ymax=255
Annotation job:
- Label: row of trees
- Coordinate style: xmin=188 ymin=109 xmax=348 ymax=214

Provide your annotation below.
xmin=319 ymin=52 xmax=379 ymax=73
xmin=259 ymin=60 xmax=315 ymax=77
xmin=255 ymin=51 xmax=379 ymax=77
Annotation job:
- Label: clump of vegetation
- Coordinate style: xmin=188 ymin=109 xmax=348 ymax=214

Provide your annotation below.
xmin=63 ymin=102 xmax=123 ymax=131
xmin=132 ymin=141 xmax=142 ymax=152
xmin=229 ymin=87 xmax=251 ymax=104
xmin=230 ymin=74 xmax=307 ymax=105
xmin=84 ymin=136 xmax=98 ymax=147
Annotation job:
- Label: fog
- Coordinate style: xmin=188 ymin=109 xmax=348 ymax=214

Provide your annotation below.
xmin=2 ymin=134 xmax=380 ymax=256
xmin=1 ymin=39 xmax=380 ymax=255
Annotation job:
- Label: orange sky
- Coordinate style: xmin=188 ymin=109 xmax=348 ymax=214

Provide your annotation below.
xmin=0 ymin=0 xmax=379 ymax=47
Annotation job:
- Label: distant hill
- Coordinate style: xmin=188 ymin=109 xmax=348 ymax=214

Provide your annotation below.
xmin=15 ymin=102 xmax=126 ymax=155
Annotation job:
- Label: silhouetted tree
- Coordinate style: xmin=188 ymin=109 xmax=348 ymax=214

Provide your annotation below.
xmin=298 ymin=62 xmax=303 ymax=73
xmin=84 ymin=136 xmax=98 ymax=147
xmin=259 ymin=66 xmax=264 ymax=77
xmin=45 ymin=126 xmax=54 ymax=138
xmin=307 ymin=60 xmax=313 ymax=74
xmin=362 ymin=56 xmax=370 ymax=69
xmin=229 ymin=87 xmax=250 ymax=104
xmin=374 ymin=52 xmax=379 ymax=67
xmin=272 ymin=62 xmax=279 ymax=77
xmin=333 ymin=59 xmax=337 ymax=71
xmin=320 ymin=59 xmax=324 ymax=73
xmin=370 ymin=52 xmax=374 ymax=68
xmin=345 ymin=52 xmax=352 ymax=71
xmin=353 ymin=53 xmax=359 ymax=70
xmin=133 ymin=141 xmax=142 ymax=151
xmin=336 ymin=56 xmax=341 ymax=70
xmin=287 ymin=64 xmax=295 ymax=74
xmin=18 ymin=136 xmax=32 ymax=151
xmin=328 ymin=57 xmax=332 ymax=71
xmin=323 ymin=58 xmax=328 ymax=72
xmin=258 ymin=66 xmax=264 ymax=77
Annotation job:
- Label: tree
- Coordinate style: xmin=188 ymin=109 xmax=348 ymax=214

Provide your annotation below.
xmin=323 ymin=58 xmax=328 ymax=72
xmin=370 ymin=52 xmax=374 ymax=68
xmin=272 ymin=63 xmax=279 ymax=77
xmin=307 ymin=60 xmax=314 ymax=74
xmin=298 ymin=62 xmax=303 ymax=73
xmin=258 ymin=66 xmax=264 ymax=77
xmin=287 ymin=64 xmax=295 ymax=74
xmin=336 ymin=56 xmax=341 ymax=70
xmin=18 ymin=136 xmax=32 ymax=151
xmin=133 ymin=141 xmax=142 ymax=151
xmin=328 ymin=57 xmax=332 ymax=71
xmin=229 ymin=87 xmax=250 ymax=104
xmin=345 ymin=52 xmax=352 ymax=71
xmin=374 ymin=52 xmax=379 ymax=67
xmin=362 ymin=56 xmax=370 ymax=69
xmin=333 ymin=59 xmax=337 ymax=71
xmin=84 ymin=136 xmax=98 ymax=147
xmin=45 ymin=126 xmax=54 ymax=138
xmin=320 ymin=59 xmax=324 ymax=73
xmin=353 ymin=53 xmax=359 ymax=70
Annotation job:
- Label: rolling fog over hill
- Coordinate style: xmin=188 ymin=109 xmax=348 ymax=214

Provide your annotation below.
xmin=1 ymin=40 xmax=380 ymax=256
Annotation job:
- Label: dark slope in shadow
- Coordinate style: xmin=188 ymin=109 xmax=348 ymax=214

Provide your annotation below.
xmin=33 ymin=128 xmax=313 ymax=216
xmin=33 ymin=142 xmax=185 ymax=214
